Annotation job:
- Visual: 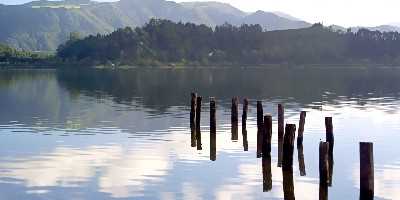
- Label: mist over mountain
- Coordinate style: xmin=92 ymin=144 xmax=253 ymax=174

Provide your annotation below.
xmin=0 ymin=0 xmax=311 ymax=51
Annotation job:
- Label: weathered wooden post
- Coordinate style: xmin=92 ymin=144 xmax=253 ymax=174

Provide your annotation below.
xmin=210 ymin=97 xmax=217 ymax=161
xmin=257 ymin=101 xmax=264 ymax=158
xmin=278 ymin=104 xmax=284 ymax=167
xmin=210 ymin=97 xmax=216 ymax=161
xmin=262 ymin=114 xmax=273 ymax=192
xmin=242 ymin=98 xmax=249 ymax=151
xmin=319 ymin=141 xmax=329 ymax=200
xmin=282 ymin=124 xmax=296 ymax=200
xmin=231 ymin=97 xmax=239 ymax=141
xmin=297 ymin=111 xmax=306 ymax=146
xmin=325 ymin=117 xmax=334 ymax=186
xmin=360 ymin=142 xmax=374 ymax=200
xmin=283 ymin=124 xmax=296 ymax=170
xmin=325 ymin=117 xmax=334 ymax=156
xmin=190 ymin=93 xmax=197 ymax=147
xmin=196 ymin=96 xmax=202 ymax=150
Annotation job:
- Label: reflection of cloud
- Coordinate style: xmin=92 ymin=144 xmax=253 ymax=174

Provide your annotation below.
xmin=353 ymin=162 xmax=400 ymax=199
xmin=215 ymin=162 xmax=318 ymax=200
xmin=0 ymin=146 xmax=122 ymax=188
xmin=98 ymin=149 xmax=170 ymax=198
xmin=0 ymin=145 xmax=171 ymax=198
xmin=182 ymin=182 xmax=202 ymax=200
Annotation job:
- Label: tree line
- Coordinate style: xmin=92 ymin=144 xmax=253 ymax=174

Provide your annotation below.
xmin=0 ymin=44 xmax=51 ymax=66
xmin=7 ymin=18 xmax=400 ymax=66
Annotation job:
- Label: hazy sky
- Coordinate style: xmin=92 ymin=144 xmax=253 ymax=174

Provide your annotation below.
xmin=1 ymin=0 xmax=399 ymax=27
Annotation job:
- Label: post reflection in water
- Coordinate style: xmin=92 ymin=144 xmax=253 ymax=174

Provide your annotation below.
xmin=190 ymin=93 xmax=197 ymax=147
xmin=196 ymin=96 xmax=202 ymax=150
xmin=231 ymin=97 xmax=239 ymax=141
xmin=242 ymin=98 xmax=249 ymax=151
xmin=297 ymin=143 xmax=306 ymax=176
xmin=283 ymin=169 xmax=295 ymax=200
xmin=262 ymin=156 xmax=272 ymax=192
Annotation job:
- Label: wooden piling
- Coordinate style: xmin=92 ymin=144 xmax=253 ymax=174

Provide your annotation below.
xmin=360 ymin=142 xmax=374 ymax=200
xmin=242 ymin=98 xmax=249 ymax=151
xmin=278 ymin=104 xmax=284 ymax=167
xmin=325 ymin=117 xmax=334 ymax=156
xmin=319 ymin=142 xmax=329 ymax=200
xmin=190 ymin=93 xmax=197 ymax=147
xmin=325 ymin=117 xmax=334 ymax=186
xmin=210 ymin=98 xmax=216 ymax=161
xmin=297 ymin=111 xmax=306 ymax=146
xmin=231 ymin=97 xmax=239 ymax=125
xmin=257 ymin=101 xmax=264 ymax=158
xmin=282 ymin=124 xmax=296 ymax=171
xmin=231 ymin=97 xmax=239 ymax=141
xmin=196 ymin=96 xmax=202 ymax=150
xmin=262 ymin=114 xmax=273 ymax=192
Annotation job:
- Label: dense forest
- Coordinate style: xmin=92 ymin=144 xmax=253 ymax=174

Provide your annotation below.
xmin=57 ymin=19 xmax=400 ymax=66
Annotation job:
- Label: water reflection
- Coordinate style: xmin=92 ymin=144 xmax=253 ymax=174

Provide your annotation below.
xmin=1 ymin=68 xmax=400 ymax=199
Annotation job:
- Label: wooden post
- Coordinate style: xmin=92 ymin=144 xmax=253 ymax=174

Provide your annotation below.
xmin=262 ymin=115 xmax=273 ymax=191
xmin=278 ymin=104 xmax=284 ymax=167
xmin=360 ymin=142 xmax=374 ymax=200
xmin=257 ymin=101 xmax=264 ymax=158
xmin=282 ymin=124 xmax=295 ymax=200
xmin=325 ymin=117 xmax=334 ymax=156
xmin=231 ymin=97 xmax=239 ymax=141
xmin=190 ymin=93 xmax=197 ymax=147
xmin=196 ymin=96 xmax=202 ymax=150
xmin=297 ymin=111 xmax=306 ymax=146
xmin=282 ymin=124 xmax=296 ymax=170
xmin=319 ymin=142 xmax=329 ymax=200
xmin=325 ymin=117 xmax=334 ymax=186
xmin=242 ymin=98 xmax=249 ymax=151
xmin=210 ymin=98 xmax=216 ymax=161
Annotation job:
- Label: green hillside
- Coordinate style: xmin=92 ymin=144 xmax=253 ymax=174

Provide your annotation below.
xmin=0 ymin=0 xmax=311 ymax=51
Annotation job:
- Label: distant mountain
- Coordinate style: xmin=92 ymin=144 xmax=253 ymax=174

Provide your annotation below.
xmin=0 ymin=0 xmax=311 ymax=51
xmin=329 ymin=24 xmax=400 ymax=33
xmin=243 ymin=10 xmax=310 ymax=31
xmin=272 ymin=11 xmax=301 ymax=21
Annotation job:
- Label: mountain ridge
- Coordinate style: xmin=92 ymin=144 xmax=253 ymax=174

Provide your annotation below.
xmin=0 ymin=0 xmax=311 ymax=51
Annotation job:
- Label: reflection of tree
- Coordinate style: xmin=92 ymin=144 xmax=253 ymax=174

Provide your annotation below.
xmin=57 ymin=67 xmax=400 ymax=112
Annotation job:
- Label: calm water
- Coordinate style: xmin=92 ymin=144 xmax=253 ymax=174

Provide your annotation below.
xmin=0 ymin=67 xmax=399 ymax=199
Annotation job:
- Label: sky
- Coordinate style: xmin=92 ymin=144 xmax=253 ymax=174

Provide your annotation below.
xmin=1 ymin=0 xmax=399 ymax=27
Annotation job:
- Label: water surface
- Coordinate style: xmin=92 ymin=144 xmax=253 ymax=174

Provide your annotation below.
xmin=0 ymin=67 xmax=399 ymax=199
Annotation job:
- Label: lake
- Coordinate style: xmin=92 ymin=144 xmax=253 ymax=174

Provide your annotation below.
xmin=0 ymin=67 xmax=399 ymax=199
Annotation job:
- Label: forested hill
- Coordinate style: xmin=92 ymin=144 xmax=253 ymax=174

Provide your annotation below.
xmin=57 ymin=19 xmax=400 ymax=66
xmin=0 ymin=0 xmax=310 ymax=51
